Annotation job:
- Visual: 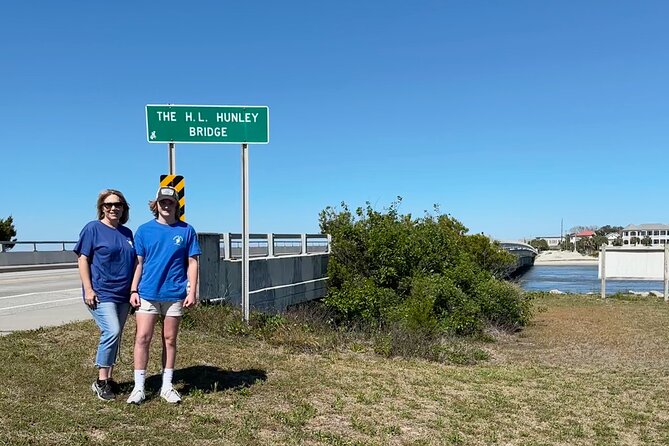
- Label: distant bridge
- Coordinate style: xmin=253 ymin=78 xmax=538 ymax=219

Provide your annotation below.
xmin=498 ymin=241 xmax=538 ymax=277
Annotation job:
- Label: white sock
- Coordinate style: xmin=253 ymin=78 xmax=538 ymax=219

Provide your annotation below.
xmin=162 ymin=368 xmax=174 ymax=391
xmin=134 ymin=369 xmax=146 ymax=390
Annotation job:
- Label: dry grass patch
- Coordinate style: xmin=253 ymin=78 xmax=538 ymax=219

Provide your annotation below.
xmin=2 ymin=294 xmax=669 ymax=445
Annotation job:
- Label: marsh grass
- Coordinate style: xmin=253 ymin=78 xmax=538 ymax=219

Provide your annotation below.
xmin=2 ymin=294 xmax=669 ymax=445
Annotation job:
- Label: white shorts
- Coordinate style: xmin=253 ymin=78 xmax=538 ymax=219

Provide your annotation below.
xmin=137 ymin=298 xmax=184 ymax=317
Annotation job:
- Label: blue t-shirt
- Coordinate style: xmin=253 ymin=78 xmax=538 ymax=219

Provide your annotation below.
xmin=135 ymin=219 xmax=201 ymax=301
xmin=73 ymin=220 xmax=136 ymax=303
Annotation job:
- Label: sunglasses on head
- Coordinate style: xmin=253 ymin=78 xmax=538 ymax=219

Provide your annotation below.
xmin=102 ymin=202 xmax=125 ymax=209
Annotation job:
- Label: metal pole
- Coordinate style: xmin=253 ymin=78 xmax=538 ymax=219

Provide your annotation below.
xmin=600 ymin=244 xmax=606 ymax=299
xmin=241 ymin=143 xmax=250 ymax=322
xmin=267 ymin=233 xmax=274 ymax=257
xmin=168 ymin=142 xmax=176 ymax=175
xmin=664 ymin=244 xmax=669 ymax=302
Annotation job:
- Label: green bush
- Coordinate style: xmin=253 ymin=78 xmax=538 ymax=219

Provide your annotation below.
xmin=529 ymin=238 xmax=549 ymax=251
xmin=324 ymin=279 xmax=399 ymax=324
xmin=474 ymin=279 xmax=533 ymax=330
xmin=408 ymin=274 xmax=481 ymax=335
xmin=320 ymin=198 xmax=530 ymax=335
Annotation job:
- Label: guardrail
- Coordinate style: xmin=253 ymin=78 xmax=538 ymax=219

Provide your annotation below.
xmin=0 ymin=241 xmax=77 ymax=252
xmin=0 ymin=234 xmax=331 ymax=269
xmin=221 ymin=233 xmax=330 ymax=259
xmin=198 ymin=233 xmax=330 ymax=312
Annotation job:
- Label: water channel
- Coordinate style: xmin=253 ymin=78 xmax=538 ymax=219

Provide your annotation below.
xmin=517 ymin=264 xmax=666 ymax=295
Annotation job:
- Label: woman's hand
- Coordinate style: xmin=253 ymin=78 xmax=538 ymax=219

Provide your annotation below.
xmin=84 ymin=290 xmax=98 ymax=308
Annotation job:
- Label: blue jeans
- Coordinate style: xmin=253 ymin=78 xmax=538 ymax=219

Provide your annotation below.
xmin=88 ymin=302 xmax=130 ymax=368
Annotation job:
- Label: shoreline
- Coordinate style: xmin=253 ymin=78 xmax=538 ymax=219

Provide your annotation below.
xmin=533 ymin=251 xmax=598 ymax=266
xmin=533 ymin=259 xmax=599 ymax=266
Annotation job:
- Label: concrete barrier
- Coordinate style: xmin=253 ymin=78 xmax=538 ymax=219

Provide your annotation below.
xmin=198 ymin=233 xmax=329 ymax=313
xmin=0 ymin=250 xmax=77 ymax=267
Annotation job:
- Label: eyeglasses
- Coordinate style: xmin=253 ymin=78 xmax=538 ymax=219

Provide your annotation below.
xmin=159 ymin=199 xmax=176 ymax=206
xmin=102 ymin=202 xmax=125 ymax=209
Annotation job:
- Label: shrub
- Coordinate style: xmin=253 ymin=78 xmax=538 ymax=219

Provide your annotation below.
xmin=320 ymin=198 xmax=531 ymax=335
xmin=407 ymin=274 xmax=482 ymax=335
xmin=529 ymin=238 xmax=549 ymax=251
xmin=474 ymin=279 xmax=533 ymax=330
xmin=324 ymin=279 xmax=400 ymax=324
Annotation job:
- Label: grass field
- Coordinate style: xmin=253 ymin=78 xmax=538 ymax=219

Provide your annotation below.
xmin=2 ymin=294 xmax=669 ymax=445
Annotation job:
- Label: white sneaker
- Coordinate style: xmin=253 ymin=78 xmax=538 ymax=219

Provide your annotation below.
xmin=160 ymin=386 xmax=181 ymax=404
xmin=126 ymin=388 xmax=145 ymax=405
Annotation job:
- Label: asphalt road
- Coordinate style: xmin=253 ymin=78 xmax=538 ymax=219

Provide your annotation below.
xmin=0 ymin=269 xmax=90 ymax=335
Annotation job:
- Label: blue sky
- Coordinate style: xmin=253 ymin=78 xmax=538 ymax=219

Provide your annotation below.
xmin=2 ymin=1 xmax=667 ymax=242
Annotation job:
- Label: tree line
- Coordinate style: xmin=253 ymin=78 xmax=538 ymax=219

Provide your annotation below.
xmin=529 ymin=225 xmax=628 ymax=255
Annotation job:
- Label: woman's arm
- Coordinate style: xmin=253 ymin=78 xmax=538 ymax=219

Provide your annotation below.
xmin=77 ymin=254 xmax=97 ymax=307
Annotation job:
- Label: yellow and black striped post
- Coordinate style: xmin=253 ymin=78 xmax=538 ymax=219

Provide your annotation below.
xmin=159 ymin=174 xmax=186 ymax=221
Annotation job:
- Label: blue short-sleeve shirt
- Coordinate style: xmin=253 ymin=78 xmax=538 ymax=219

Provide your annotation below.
xmin=73 ymin=220 xmax=136 ymax=303
xmin=135 ymin=219 xmax=201 ymax=301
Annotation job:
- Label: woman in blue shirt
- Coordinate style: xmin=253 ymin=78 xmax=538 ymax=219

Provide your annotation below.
xmin=127 ymin=186 xmax=200 ymax=404
xmin=74 ymin=189 xmax=136 ymax=401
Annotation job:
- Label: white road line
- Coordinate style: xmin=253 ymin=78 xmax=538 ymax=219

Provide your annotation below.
xmin=0 ymin=288 xmax=80 ymax=300
xmin=0 ymin=297 xmax=81 ymax=312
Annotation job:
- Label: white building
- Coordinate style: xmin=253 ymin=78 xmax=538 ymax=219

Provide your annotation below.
xmin=606 ymin=232 xmax=621 ymax=244
xmin=534 ymin=236 xmax=562 ymax=248
xmin=621 ymin=224 xmax=669 ymax=246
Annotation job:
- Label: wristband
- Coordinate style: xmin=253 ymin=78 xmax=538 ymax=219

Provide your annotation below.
xmin=131 ymin=290 xmax=139 ymax=294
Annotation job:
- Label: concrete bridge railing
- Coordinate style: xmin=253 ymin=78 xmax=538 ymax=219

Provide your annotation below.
xmin=198 ymin=233 xmax=330 ymax=313
xmin=0 ymin=241 xmax=78 ymax=268
xmin=0 ymin=236 xmax=332 ymax=313
xmin=0 ymin=233 xmax=331 ymax=267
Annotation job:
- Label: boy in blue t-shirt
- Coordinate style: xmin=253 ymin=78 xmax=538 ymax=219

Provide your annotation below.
xmin=127 ymin=186 xmax=201 ymax=405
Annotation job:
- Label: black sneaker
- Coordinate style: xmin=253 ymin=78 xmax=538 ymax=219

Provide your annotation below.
xmin=107 ymin=379 xmax=120 ymax=394
xmin=91 ymin=379 xmax=115 ymax=401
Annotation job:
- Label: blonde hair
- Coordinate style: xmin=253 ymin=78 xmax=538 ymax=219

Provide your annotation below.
xmin=148 ymin=199 xmax=182 ymax=220
xmin=96 ymin=189 xmax=130 ymax=224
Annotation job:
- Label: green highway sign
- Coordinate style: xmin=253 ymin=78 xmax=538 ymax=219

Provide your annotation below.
xmin=146 ymin=104 xmax=269 ymax=144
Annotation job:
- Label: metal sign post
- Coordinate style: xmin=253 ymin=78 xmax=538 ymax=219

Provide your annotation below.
xmin=241 ymin=143 xmax=250 ymax=322
xmin=168 ymin=142 xmax=176 ymax=175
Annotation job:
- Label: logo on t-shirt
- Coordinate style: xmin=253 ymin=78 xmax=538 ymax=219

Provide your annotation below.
xmin=127 ymin=239 xmax=134 ymax=248
xmin=173 ymin=235 xmax=184 ymax=246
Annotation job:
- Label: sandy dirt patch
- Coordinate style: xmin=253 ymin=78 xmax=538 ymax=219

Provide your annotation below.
xmin=534 ymin=250 xmax=598 ymax=266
